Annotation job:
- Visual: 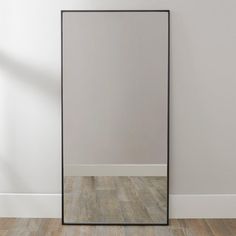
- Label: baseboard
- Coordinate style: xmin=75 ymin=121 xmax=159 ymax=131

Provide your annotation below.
xmin=0 ymin=193 xmax=61 ymax=218
xmin=170 ymin=194 xmax=236 ymax=218
xmin=64 ymin=164 xmax=167 ymax=176
xmin=1 ymin=193 xmax=236 ymax=218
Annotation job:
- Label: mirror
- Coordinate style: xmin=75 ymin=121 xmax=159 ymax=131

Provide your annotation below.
xmin=62 ymin=10 xmax=169 ymax=225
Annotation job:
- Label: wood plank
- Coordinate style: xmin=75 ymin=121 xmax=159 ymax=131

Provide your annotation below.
xmin=64 ymin=176 xmax=167 ymax=224
xmin=96 ymin=189 xmax=124 ymax=223
xmin=0 ymin=219 xmax=236 ymax=235
xmin=206 ymin=219 xmax=234 ymax=236
xmin=120 ymin=201 xmax=152 ymax=223
xmin=223 ymin=219 xmax=236 ymax=235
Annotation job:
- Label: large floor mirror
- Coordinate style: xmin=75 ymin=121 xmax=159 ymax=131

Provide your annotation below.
xmin=61 ymin=10 xmax=170 ymax=225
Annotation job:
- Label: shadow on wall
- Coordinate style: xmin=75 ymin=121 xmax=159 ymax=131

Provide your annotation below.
xmin=0 ymin=51 xmax=60 ymax=98
xmin=0 ymin=50 xmax=60 ymax=194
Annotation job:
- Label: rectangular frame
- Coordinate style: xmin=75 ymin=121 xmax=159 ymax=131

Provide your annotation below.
xmin=61 ymin=10 xmax=170 ymax=226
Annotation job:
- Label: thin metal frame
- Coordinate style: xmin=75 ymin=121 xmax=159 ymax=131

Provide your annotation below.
xmin=61 ymin=10 xmax=170 ymax=226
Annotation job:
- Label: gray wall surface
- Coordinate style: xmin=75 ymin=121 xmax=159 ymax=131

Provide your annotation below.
xmin=0 ymin=0 xmax=236 ymax=195
xmin=63 ymin=12 xmax=168 ymax=164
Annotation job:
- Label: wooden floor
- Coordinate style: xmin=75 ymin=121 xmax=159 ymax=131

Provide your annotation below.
xmin=0 ymin=218 xmax=235 ymax=235
xmin=64 ymin=176 xmax=167 ymax=224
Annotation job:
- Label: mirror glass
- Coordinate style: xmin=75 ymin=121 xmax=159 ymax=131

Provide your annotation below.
xmin=62 ymin=10 xmax=169 ymax=225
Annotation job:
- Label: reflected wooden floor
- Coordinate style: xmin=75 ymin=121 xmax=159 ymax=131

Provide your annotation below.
xmin=64 ymin=176 xmax=167 ymax=224
xmin=0 ymin=218 xmax=235 ymax=236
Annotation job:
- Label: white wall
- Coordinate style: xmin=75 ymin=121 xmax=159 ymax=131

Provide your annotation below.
xmin=0 ymin=0 xmax=236 ymax=218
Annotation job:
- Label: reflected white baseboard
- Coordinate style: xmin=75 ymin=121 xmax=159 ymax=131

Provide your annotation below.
xmin=1 ymin=193 xmax=236 ymax=218
xmin=64 ymin=164 xmax=167 ymax=176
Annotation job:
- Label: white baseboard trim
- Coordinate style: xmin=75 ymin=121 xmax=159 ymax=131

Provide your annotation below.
xmin=0 ymin=193 xmax=61 ymax=218
xmin=64 ymin=164 xmax=167 ymax=176
xmin=170 ymin=194 xmax=236 ymax=218
xmin=1 ymin=193 xmax=236 ymax=218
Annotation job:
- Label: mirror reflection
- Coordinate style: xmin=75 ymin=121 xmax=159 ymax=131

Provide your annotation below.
xmin=62 ymin=10 xmax=169 ymax=225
